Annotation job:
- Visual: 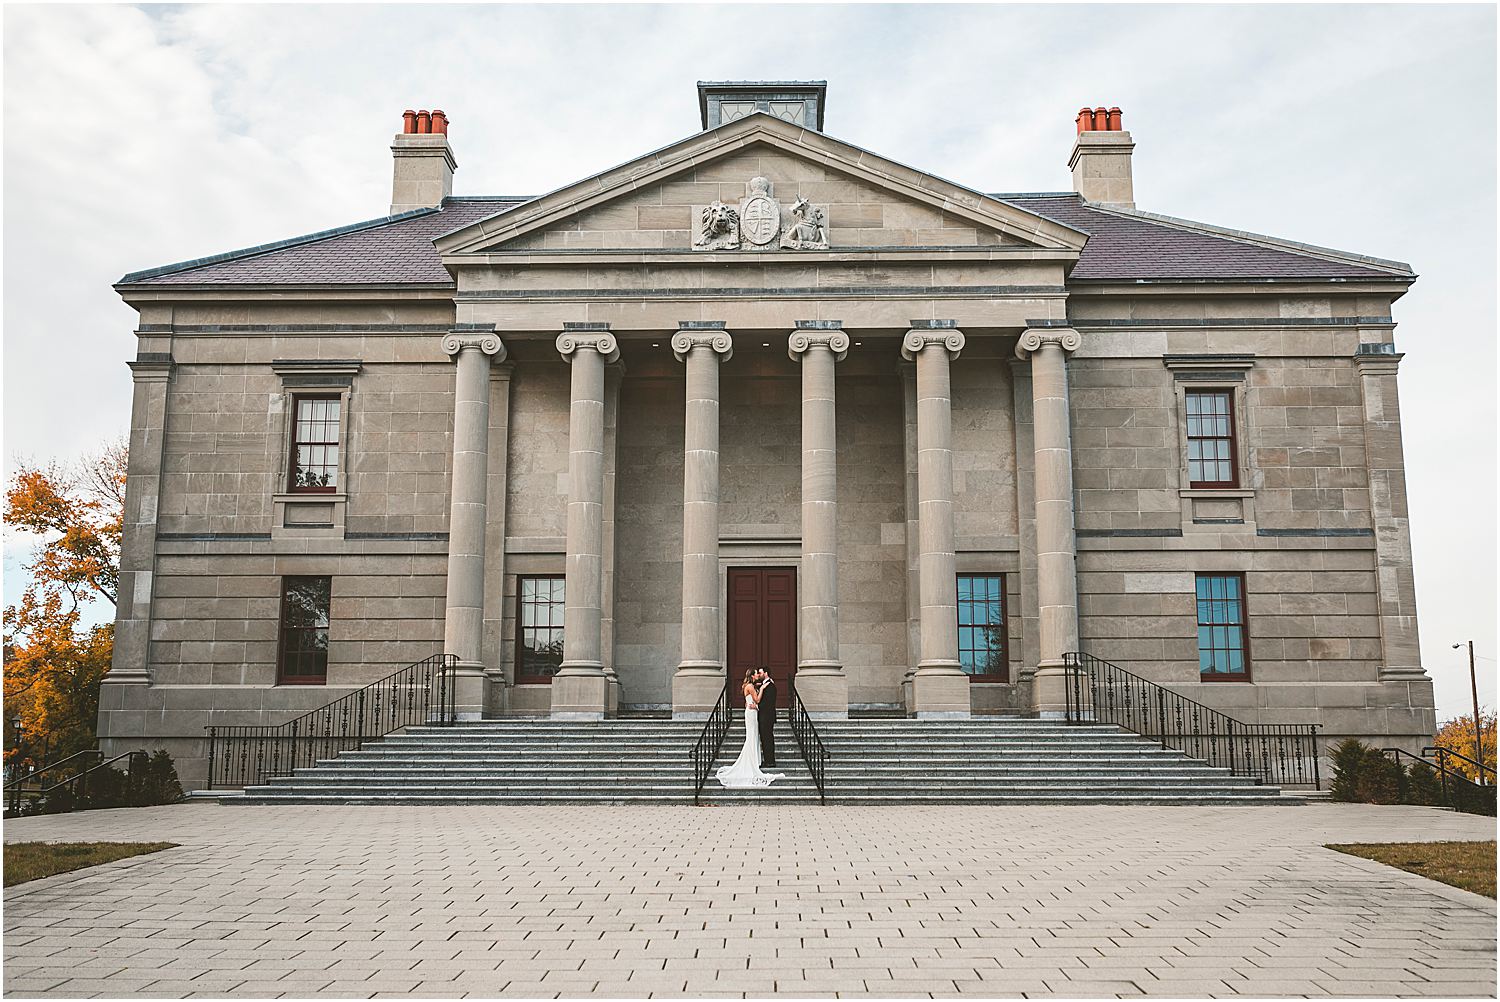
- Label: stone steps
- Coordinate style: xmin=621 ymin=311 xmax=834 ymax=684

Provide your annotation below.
xmin=236 ymin=717 xmax=1300 ymax=807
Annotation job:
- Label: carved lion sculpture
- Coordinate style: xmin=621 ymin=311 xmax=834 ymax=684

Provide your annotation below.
xmin=694 ymin=200 xmax=741 ymax=249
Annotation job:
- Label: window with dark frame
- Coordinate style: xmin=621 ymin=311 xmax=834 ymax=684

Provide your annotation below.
xmin=1185 ymin=389 xmax=1238 ymax=488
xmin=1196 ymin=572 xmax=1249 ymax=679
xmin=278 ymin=576 xmax=331 ymax=684
xmin=957 ymin=573 xmax=1008 ymax=680
xmin=516 ymin=576 xmax=565 ymax=683
xmin=290 ymin=395 xmax=341 ymax=492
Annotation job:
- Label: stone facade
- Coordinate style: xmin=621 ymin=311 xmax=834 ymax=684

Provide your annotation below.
xmin=100 ymin=87 xmax=1434 ymax=787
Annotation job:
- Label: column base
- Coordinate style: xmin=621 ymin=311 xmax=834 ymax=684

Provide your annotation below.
xmin=448 ymin=660 xmax=488 ymax=721
xmin=793 ymin=665 xmax=848 ymax=719
xmin=672 ymin=664 xmax=726 ymax=718
xmin=550 ymin=664 xmax=609 ymax=721
xmin=1030 ymin=660 xmax=1075 ymax=716
xmin=911 ymin=663 xmax=970 ymax=718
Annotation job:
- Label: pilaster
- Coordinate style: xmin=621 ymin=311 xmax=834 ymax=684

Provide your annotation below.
xmin=104 ymin=350 xmax=175 ymax=690
xmin=1354 ymin=343 xmax=1430 ymax=691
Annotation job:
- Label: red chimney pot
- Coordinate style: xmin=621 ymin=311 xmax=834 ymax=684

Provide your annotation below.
xmin=402 ymin=109 xmax=417 ymax=134
xmin=1076 ymin=107 xmax=1095 ymax=134
xmin=416 ymin=110 xmax=431 ymax=134
xmin=431 ymin=109 xmax=448 ymax=135
xmin=1107 ymin=107 xmax=1122 ymax=130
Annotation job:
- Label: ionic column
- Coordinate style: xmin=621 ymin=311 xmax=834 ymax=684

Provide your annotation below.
xmin=1015 ymin=327 xmax=1082 ymax=716
xmin=551 ymin=325 xmax=620 ymax=720
xmin=788 ymin=323 xmax=850 ymax=717
xmin=903 ymin=325 xmax=971 ymax=718
xmin=671 ymin=325 xmax=733 ymax=717
xmin=442 ymin=330 xmax=506 ymax=719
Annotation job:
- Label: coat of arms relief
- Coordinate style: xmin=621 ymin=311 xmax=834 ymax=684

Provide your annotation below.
xmin=692 ymin=176 xmax=828 ymax=251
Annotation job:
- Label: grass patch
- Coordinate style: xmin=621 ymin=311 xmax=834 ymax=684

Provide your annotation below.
xmin=1327 ymin=841 xmax=1496 ymax=898
xmin=3 ymin=841 xmax=178 ymax=887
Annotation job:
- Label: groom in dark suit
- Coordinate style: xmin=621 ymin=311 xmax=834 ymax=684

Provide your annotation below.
xmin=755 ymin=669 xmax=778 ymax=767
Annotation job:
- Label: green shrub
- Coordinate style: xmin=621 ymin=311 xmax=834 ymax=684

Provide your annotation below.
xmin=1329 ymin=738 xmax=1369 ymax=802
xmin=33 ymin=749 xmax=184 ymax=814
xmin=1354 ymin=748 xmax=1405 ymax=804
xmin=1404 ymin=761 xmax=1444 ymax=807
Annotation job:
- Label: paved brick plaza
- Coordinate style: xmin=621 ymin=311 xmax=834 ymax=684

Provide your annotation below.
xmin=4 ymin=803 xmax=1494 ymax=998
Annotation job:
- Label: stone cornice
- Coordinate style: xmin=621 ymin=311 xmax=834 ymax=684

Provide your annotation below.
xmin=788 ymin=322 xmax=849 ymax=362
xmin=1014 ymin=327 xmax=1081 ymax=360
xmin=127 ymin=353 xmax=175 ymax=383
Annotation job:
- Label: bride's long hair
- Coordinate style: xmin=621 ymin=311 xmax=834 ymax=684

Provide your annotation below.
xmin=741 ymin=667 xmax=757 ymax=691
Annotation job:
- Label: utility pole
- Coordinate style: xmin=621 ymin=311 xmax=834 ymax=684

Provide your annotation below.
xmin=1452 ymin=640 xmax=1485 ymax=785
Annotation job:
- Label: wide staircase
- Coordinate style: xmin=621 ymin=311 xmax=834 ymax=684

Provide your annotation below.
xmin=234 ymin=715 xmax=1301 ymax=806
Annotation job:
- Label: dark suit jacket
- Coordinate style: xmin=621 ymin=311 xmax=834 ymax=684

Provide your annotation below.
xmin=758 ymin=680 xmax=777 ymax=724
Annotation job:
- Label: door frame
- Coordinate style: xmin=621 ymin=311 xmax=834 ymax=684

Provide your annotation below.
xmin=717 ymin=546 xmax=800 ymax=677
xmin=724 ymin=565 xmax=799 ymax=699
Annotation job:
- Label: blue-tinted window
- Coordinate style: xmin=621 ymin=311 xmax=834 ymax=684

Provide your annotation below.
xmin=1197 ymin=573 xmax=1248 ymax=678
xmin=957 ymin=574 xmax=1007 ymax=678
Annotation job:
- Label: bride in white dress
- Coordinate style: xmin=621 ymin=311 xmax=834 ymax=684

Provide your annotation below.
xmin=716 ymin=668 xmax=786 ymax=789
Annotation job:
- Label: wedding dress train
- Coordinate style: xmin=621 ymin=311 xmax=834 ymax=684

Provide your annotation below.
xmin=715 ymin=703 xmax=785 ymax=789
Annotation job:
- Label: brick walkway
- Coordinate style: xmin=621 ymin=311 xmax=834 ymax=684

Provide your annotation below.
xmin=3 ymin=803 xmax=1494 ymax=998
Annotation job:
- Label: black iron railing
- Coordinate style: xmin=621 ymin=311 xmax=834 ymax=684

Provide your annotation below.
xmin=4 ymin=749 xmax=104 ymax=815
xmin=690 ymin=679 xmax=733 ymax=804
xmin=1064 ymin=651 xmax=1321 ymax=788
xmin=1427 ymin=745 xmax=1492 ymax=787
xmin=45 ymin=751 xmax=150 ymax=801
xmin=788 ymin=676 xmax=829 ymax=804
xmin=1385 ymin=748 xmax=1496 ymax=816
xmin=206 ymin=653 xmax=458 ymax=789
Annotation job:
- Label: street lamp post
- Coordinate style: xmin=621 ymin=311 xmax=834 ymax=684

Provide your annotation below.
xmin=1452 ymin=640 xmax=1485 ymax=786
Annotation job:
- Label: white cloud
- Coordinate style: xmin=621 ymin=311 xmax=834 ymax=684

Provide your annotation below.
xmin=3 ymin=3 xmax=1494 ymax=716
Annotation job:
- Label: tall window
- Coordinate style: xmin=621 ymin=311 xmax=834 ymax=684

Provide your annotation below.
xmin=957 ymin=573 xmax=1008 ymax=680
xmin=1196 ymin=573 xmax=1249 ymax=679
xmin=290 ymin=395 xmax=340 ymax=492
xmin=516 ymin=576 xmax=565 ymax=683
xmin=278 ymin=576 xmax=331 ymax=684
xmin=1185 ymin=390 xmax=1238 ymax=488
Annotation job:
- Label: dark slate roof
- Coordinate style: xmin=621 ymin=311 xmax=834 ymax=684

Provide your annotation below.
xmin=120 ymin=198 xmax=525 ymax=286
xmin=1002 ymin=193 xmax=1408 ymax=280
xmin=121 ymin=191 xmax=1408 ymax=287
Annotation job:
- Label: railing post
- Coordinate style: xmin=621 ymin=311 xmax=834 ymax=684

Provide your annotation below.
xmin=206 ymin=727 xmax=217 ymax=790
xmin=1311 ymin=727 xmax=1321 ymax=791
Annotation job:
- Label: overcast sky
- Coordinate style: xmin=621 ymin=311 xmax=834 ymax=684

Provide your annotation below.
xmin=3 ymin=3 xmax=1495 ymax=718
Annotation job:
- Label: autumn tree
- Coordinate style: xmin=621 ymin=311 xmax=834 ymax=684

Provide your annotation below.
xmin=1434 ymin=711 xmax=1497 ymax=784
xmin=3 ymin=440 xmax=126 ymax=770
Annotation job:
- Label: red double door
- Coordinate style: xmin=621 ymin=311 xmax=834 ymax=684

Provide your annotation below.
xmin=726 ymin=568 xmax=798 ymax=705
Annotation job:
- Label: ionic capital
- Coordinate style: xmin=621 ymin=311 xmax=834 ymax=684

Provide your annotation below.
xmin=902 ymin=328 xmax=966 ymax=362
xmin=788 ymin=323 xmax=849 ymax=363
xmin=1014 ymin=327 xmax=1081 ymax=361
xmin=671 ymin=328 xmax=733 ymax=363
xmin=556 ymin=327 xmax=620 ymax=364
xmin=442 ymin=330 xmax=506 ymax=361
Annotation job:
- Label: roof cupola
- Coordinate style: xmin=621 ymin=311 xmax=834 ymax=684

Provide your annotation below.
xmin=697 ymin=81 xmax=827 ymax=131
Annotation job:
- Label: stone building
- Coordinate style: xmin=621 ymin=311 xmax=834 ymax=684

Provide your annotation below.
xmin=100 ymin=83 xmax=1434 ymax=788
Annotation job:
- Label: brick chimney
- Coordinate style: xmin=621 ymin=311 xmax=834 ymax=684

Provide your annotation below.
xmin=1068 ymin=106 xmax=1134 ymax=208
xmin=390 ymin=108 xmax=456 ymax=214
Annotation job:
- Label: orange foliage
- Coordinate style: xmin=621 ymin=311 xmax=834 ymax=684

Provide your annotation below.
xmin=1434 ymin=712 xmax=1498 ymax=784
xmin=3 ymin=441 xmax=126 ymax=768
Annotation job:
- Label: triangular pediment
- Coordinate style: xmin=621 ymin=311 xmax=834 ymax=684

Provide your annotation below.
xmin=435 ymin=114 xmax=1088 ymax=259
